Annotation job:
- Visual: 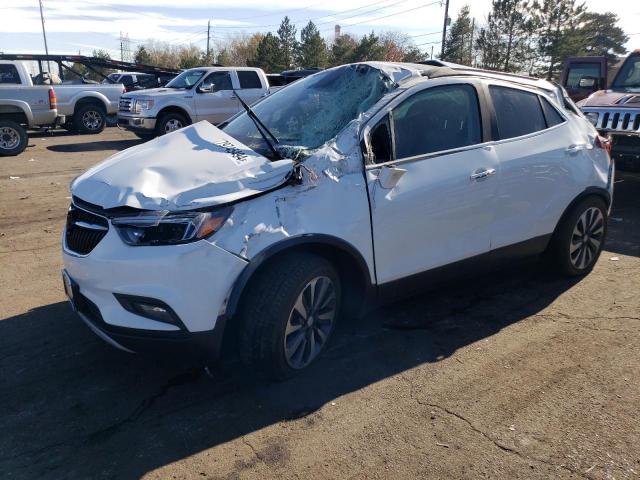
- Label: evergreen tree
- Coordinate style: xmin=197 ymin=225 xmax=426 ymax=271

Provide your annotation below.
xmin=441 ymin=5 xmax=474 ymax=65
xmin=248 ymin=33 xmax=285 ymax=72
xmin=352 ymin=32 xmax=385 ymax=62
xmin=476 ymin=0 xmax=535 ymax=73
xmin=534 ymin=0 xmax=586 ymax=79
xmin=133 ymin=46 xmax=152 ymax=65
xmin=571 ymin=12 xmax=628 ymax=65
xmin=298 ymin=21 xmax=328 ymax=68
xmin=277 ymin=16 xmax=298 ymax=69
xmin=330 ymin=34 xmax=358 ymax=66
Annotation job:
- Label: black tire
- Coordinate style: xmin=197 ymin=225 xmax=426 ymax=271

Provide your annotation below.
xmin=62 ymin=121 xmax=77 ymax=133
xmin=237 ymin=252 xmax=341 ymax=380
xmin=547 ymin=196 xmax=608 ymax=276
xmin=155 ymin=112 xmax=188 ymax=136
xmin=0 ymin=120 xmax=28 ymax=157
xmin=73 ymin=103 xmax=106 ymax=134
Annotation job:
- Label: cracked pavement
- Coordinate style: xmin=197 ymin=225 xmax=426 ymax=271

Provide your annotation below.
xmin=1 ymin=129 xmax=639 ymax=479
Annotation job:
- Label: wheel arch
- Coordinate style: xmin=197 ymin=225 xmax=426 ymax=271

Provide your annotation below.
xmin=157 ymin=106 xmax=192 ymax=125
xmin=551 ymin=186 xmax=611 ymax=239
xmin=73 ymin=94 xmax=108 ymax=114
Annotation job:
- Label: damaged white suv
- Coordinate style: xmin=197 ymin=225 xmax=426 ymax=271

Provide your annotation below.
xmin=62 ymin=62 xmax=614 ymax=379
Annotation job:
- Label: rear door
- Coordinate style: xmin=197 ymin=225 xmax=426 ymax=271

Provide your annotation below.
xmin=236 ymin=70 xmax=267 ymax=105
xmin=194 ymin=70 xmax=239 ymax=124
xmin=363 ymin=79 xmax=499 ymax=284
xmin=487 ymin=84 xmax=578 ymax=252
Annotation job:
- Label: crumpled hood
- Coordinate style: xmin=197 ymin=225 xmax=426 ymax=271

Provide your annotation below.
xmin=579 ymin=89 xmax=640 ymax=108
xmin=71 ymin=121 xmax=294 ymax=211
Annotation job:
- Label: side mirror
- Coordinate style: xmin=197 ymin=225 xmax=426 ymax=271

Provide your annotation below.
xmin=378 ymin=165 xmax=407 ymax=189
xmin=197 ymin=84 xmax=213 ymax=93
xmin=578 ymin=76 xmax=598 ymax=89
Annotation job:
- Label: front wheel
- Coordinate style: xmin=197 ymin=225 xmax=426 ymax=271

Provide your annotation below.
xmin=0 ymin=120 xmax=28 ymax=157
xmin=155 ymin=112 xmax=188 ymax=136
xmin=547 ymin=196 xmax=608 ymax=276
xmin=238 ymin=252 xmax=341 ymax=380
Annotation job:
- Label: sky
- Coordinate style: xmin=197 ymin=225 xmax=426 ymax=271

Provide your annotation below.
xmin=0 ymin=0 xmax=638 ymax=61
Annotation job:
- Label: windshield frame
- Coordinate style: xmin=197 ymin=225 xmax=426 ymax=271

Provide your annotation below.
xmin=611 ymin=54 xmax=640 ymax=90
xmin=165 ymin=69 xmax=207 ymax=90
xmin=222 ymin=64 xmax=398 ymax=160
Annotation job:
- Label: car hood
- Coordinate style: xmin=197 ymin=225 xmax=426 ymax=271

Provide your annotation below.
xmin=124 ymin=87 xmax=188 ymax=98
xmin=579 ymin=89 xmax=640 ymax=108
xmin=71 ymin=121 xmax=294 ymax=211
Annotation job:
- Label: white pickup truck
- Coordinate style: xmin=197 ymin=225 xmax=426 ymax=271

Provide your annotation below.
xmin=0 ymin=60 xmax=125 ymax=134
xmin=117 ymin=67 xmax=270 ymax=138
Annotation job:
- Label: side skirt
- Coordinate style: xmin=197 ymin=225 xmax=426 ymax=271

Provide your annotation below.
xmin=376 ymin=234 xmax=552 ymax=304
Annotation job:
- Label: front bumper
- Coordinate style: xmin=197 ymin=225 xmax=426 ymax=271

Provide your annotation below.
xmin=62 ymin=223 xmax=248 ymax=355
xmin=117 ymin=114 xmax=156 ymax=131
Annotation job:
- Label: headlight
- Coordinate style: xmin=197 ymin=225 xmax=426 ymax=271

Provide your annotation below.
xmin=112 ymin=207 xmax=232 ymax=246
xmin=585 ymin=112 xmax=599 ymax=126
xmin=133 ymin=98 xmax=154 ymax=113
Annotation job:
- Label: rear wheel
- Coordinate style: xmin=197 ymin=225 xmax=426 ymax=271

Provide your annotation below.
xmin=0 ymin=120 xmax=28 ymax=157
xmin=547 ymin=196 xmax=608 ymax=276
xmin=155 ymin=112 xmax=188 ymax=136
xmin=73 ymin=103 xmax=106 ymax=134
xmin=237 ymin=252 xmax=341 ymax=380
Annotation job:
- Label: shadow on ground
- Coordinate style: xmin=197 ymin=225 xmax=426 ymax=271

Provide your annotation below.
xmin=46 ymin=139 xmax=142 ymax=153
xmin=1 ymin=172 xmax=637 ymax=479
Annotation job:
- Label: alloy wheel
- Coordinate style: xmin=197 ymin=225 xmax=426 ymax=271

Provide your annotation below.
xmin=164 ymin=119 xmax=183 ymax=133
xmin=284 ymin=275 xmax=337 ymax=369
xmin=0 ymin=126 xmax=20 ymax=150
xmin=82 ymin=110 xmax=103 ymax=130
xmin=570 ymin=206 xmax=604 ymax=270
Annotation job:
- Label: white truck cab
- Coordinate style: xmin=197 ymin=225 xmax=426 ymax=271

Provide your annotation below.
xmin=117 ymin=66 xmax=270 ymax=138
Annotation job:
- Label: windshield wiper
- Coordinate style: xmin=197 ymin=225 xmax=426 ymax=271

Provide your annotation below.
xmin=234 ymin=90 xmax=283 ymax=160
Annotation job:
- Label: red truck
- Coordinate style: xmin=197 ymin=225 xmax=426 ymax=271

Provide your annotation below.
xmin=562 ymin=50 xmax=640 ymax=170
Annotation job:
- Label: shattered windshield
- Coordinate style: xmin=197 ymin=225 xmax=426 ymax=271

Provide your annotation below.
xmin=165 ymin=70 xmax=206 ymax=89
xmin=612 ymin=55 xmax=640 ymax=89
xmin=223 ymin=64 xmax=396 ymax=159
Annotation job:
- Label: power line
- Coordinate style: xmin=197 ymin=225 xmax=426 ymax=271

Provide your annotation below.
xmin=321 ymin=1 xmax=442 ymax=32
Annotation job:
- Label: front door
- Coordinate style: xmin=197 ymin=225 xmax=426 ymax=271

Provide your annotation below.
xmin=195 ymin=71 xmax=240 ymax=124
xmin=364 ymin=81 xmax=499 ymax=285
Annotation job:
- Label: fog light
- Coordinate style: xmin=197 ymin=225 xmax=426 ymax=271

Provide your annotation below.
xmin=114 ymin=293 xmax=182 ymax=327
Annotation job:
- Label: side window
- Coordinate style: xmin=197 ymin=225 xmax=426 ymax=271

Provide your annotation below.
xmin=0 ymin=64 xmax=21 ymax=84
xmin=238 ymin=71 xmax=262 ymax=89
xmin=392 ymin=84 xmax=482 ymax=159
xmin=120 ymin=75 xmax=133 ymax=87
xmin=200 ymin=71 xmax=233 ymax=92
xmin=490 ymin=86 xmax=546 ymax=139
xmin=566 ymin=63 xmax=601 ymax=89
xmin=369 ymin=115 xmax=392 ymax=164
xmin=540 ymin=97 xmax=565 ymax=128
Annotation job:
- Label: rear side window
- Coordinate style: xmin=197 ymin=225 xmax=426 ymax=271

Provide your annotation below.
xmin=0 ymin=64 xmax=20 ymax=84
xmin=238 ymin=70 xmax=262 ymax=89
xmin=566 ymin=63 xmax=602 ymax=89
xmin=392 ymin=84 xmax=482 ymax=159
xmin=540 ymin=97 xmax=565 ymax=127
xmin=490 ymin=86 xmax=546 ymax=139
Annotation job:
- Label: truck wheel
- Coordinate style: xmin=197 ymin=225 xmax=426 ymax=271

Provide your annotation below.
xmin=0 ymin=120 xmax=28 ymax=157
xmin=73 ymin=103 xmax=106 ymax=134
xmin=155 ymin=112 xmax=188 ymax=136
xmin=547 ymin=196 xmax=608 ymax=276
xmin=237 ymin=252 xmax=341 ymax=380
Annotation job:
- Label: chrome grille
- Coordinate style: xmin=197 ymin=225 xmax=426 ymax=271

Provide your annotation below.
xmin=582 ymin=107 xmax=640 ymax=134
xmin=119 ymin=97 xmax=133 ymax=112
xmin=65 ymin=205 xmax=109 ymax=255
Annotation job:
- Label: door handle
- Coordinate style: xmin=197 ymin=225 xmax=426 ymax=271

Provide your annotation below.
xmin=230 ymin=95 xmax=237 ymax=99
xmin=470 ymin=168 xmax=496 ymax=180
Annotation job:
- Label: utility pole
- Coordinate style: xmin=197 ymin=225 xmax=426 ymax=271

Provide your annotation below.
xmin=440 ymin=0 xmax=450 ymax=59
xmin=469 ymin=17 xmax=475 ymax=66
xmin=206 ymin=20 xmax=211 ymax=61
xmin=38 ymin=0 xmax=51 ymax=72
